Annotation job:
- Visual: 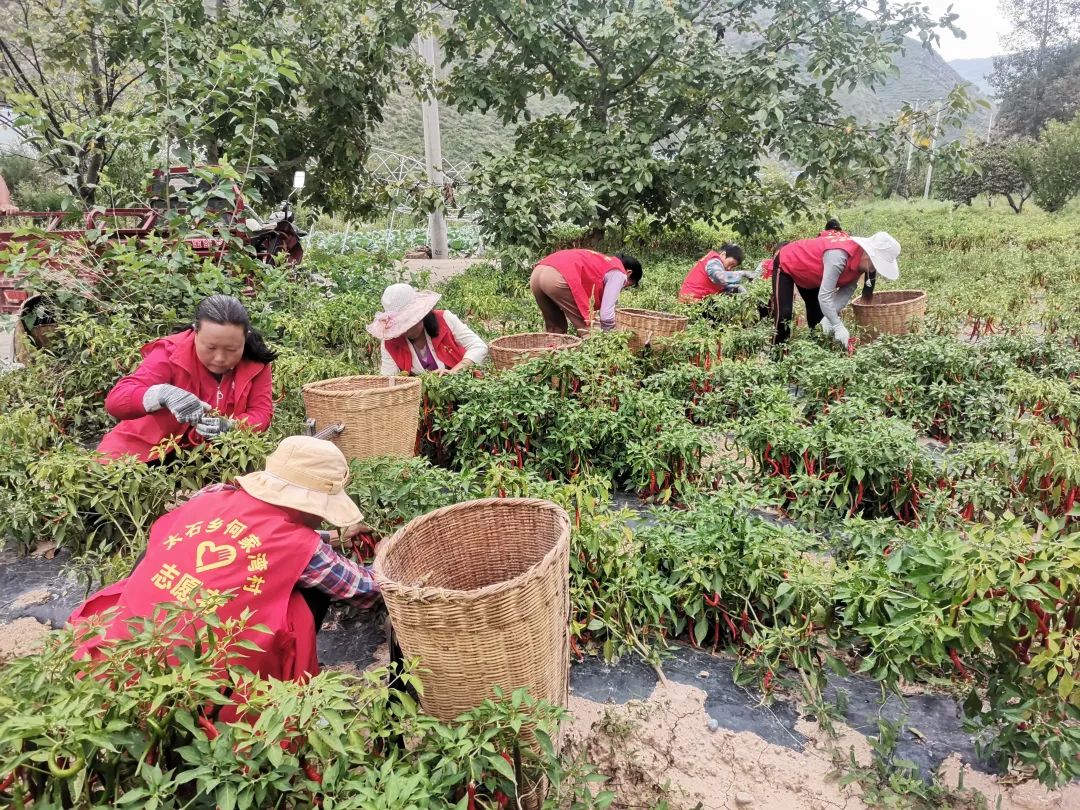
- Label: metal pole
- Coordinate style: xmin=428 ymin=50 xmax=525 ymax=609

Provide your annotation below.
xmin=418 ymin=29 xmax=449 ymax=260
xmin=986 ymin=107 xmax=995 ymax=144
xmin=899 ymin=100 xmax=919 ymax=197
xmin=923 ymin=106 xmax=943 ymax=200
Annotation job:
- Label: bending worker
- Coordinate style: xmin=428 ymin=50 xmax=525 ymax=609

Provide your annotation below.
xmin=530 ymin=248 xmax=642 ymax=335
xmin=0 ymin=174 xmax=16 ymax=215
xmin=96 ymin=295 xmax=275 ymax=462
xmin=770 ymin=231 xmax=900 ymax=347
xmin=368 ymin=283 xmax=488 ymax=375
xmin=678 ymin=243 xmax=746 ymax=302
xmin=69 ymin=436 xmax=379 ymax=684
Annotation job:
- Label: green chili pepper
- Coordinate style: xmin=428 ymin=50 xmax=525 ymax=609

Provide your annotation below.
xmin=47 ymin=750 xmax=84 ymax=779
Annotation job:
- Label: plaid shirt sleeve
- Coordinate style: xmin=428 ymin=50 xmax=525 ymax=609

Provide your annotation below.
xmin=297 ymin=542 xmax=381 ymax=609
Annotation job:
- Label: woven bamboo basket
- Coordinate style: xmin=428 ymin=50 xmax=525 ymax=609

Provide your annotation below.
xmin=301 ymin=375 xmax=421 ymax=461
xmin=374 ymin=496 xmax=571 ymax=725
xmin=614 ymin=307 xmax=689 ymax=350
xmin=489 ymin=332 xmax=582 ymax=370
xmin=852 ymin=290 xmax=928 ymax=339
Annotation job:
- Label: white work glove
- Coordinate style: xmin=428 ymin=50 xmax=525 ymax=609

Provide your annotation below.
xmin=194 ymin=415 xmax=236 ymax=439
xmin=832 ymin=323 xmax=850 ymax=349
xmin=818 ymin=320 xmax=834 ymax=338
xmin=143 ymin=384 xmax=211 ymax=424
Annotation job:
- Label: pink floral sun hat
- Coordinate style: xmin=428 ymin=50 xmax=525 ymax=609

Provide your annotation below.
xmin=366 ymin=283 xmax=442 ymax=341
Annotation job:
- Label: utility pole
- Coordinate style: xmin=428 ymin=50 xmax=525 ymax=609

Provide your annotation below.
xmin=418 ymin=27 xmax=449 ymax=260
xmin=923 ymin=105 xmax=943 ymax=200
xmin=900 ymin=99 xmax=919 ymax=197
xmin=986 ymin=107 xmax=995 ymax=144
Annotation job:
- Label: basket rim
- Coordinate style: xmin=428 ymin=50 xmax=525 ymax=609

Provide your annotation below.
xmin=489 ymin=332 xmax=583 ymax=348
xmin=615 ymin=307 xmax=689 ymax=322
xmin=373 ymin=497 xmax=571 ymax=603
xmin=301 ymin=374 xmax=422 ymax=395
xmin=851 ymin=290 xmax=927 ymax=310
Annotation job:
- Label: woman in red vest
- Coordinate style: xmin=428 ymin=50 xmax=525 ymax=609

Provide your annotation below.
xmin=820 ymin=218 xmax=849 ymax=238
xmin=530 ymin=249 xmax=642 ymax=334
xmin=69 ymin=436 xmax=379 ymax=686
xmin=97 ymin=295 xmax=276 ymax=462
xmin=678 ymin=243 xmax=746 ymax=302
xmin=770 ymin=231 xmax=900 ymax=347
xmin=368 ymin=283 xmax=488 ymax=375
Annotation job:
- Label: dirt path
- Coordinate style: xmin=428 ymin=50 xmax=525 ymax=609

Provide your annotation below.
xmin=0 ymin=617 xmax=51 ymax=662
xmin=563 ymin=678 xmax=1080 ymax=810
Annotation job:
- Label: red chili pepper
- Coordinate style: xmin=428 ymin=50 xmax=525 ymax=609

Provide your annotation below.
xmin=569 ymin=635 xmax=584 ymax=660
xmin=466 ymin=782 xmax=477 ymax=810
xmin=720 ymin=608 xmax=738 ymax=639
xmin=949 ymin=649 xmax=970 ymax=680
xmin=495 ymin=790 xmax=510 ymax=808
xmin=704 ymin=591 xmax=721 ymax=608
xmin=516 ymin=446 xmax=524 ymax=469
xmin=304 ymin=762 xmax=323 ymax=784
xmin=763 ymin=670 xmax=773 ymax=691
xmin=0 ymin=772 xmax=15 ymax=792
xmin=740 ymin=609 xmax=750 ymax=636
xmin=883 ymin=545 xmax=891 ymax=557
xmin=197 ymin=715 xmax=219 ymax=741
xmin=687 ymin=617 xmax=698 ymax=647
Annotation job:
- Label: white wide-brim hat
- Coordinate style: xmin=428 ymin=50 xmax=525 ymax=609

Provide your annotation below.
xmin=236 ymin=436 xmax=363 ymax=528
xmin=365 ymin=283 xmax=441 ymax=341
xmin=852 ymin=232 xmax=901 ymax=281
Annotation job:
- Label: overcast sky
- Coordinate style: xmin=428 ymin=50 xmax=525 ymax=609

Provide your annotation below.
xmin=913 ymin=0 xmax=1009 ymax=61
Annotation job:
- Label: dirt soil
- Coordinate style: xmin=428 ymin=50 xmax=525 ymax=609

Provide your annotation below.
xmin=0 ymin=617 xmax=52 ymax=662
xmin=563 ymin=678 xmax=1080 ymax=810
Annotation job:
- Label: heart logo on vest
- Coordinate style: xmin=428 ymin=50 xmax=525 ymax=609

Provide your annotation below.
xmin=195 ymin=540 xmax=237 ymax=573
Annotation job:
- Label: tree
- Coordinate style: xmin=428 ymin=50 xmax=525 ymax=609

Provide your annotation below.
xmin=0 ymin=0 xmax=426 ymax=209
xmin=940 ymin=138 xmax=1037 ymax=213
xmin=439 ymin=0 xmax=976 ymax=248
xmin=1033 ymin=112 xmax=1080 ymax=212
xmin=991 ymin=1 xmax=1080 ymax=136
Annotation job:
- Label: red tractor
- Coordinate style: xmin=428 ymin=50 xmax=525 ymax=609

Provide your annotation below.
xmin=0 ymin=166 xmax=305 ymax=318
xmin=1 ymin=166 xmax=305 ymax=360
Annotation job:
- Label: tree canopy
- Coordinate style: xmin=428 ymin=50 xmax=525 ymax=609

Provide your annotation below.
xmin=0 ymin=0 xmax=426 ymax=209
xmin=440 ymin=0 xmax=976 ymax=248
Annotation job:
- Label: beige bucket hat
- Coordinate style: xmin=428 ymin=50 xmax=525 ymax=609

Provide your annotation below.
xmin=236 ymin=436 xmax=363 ymax=527
xmin=366 ymin=283 xmax=442 ymax=341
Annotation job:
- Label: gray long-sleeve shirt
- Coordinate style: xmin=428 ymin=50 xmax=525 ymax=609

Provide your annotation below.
xmin=818 ymin=250 xmax=874 ymax=328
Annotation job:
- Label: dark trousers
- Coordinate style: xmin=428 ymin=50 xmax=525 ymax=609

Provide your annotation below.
xmin=298 ymin=588 xmax=331 ymax=633
xmin=771 ymin=262 xmax=824 ymax=344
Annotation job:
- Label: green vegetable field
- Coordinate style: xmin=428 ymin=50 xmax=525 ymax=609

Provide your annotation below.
xmin=2 ymin=198 xmax=1080 ymax=806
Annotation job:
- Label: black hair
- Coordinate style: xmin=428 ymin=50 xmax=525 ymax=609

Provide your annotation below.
xmin=824 ymin=218 xmax=843 ymax=232
xmin=617 ymin=254 xmax=643 ymax=285
xmin=422 ymin=310 xmax=440 ymax=338
xmin=720 ymin=243 xmax=745 ymax=265
xmin=194 ymin=294 xmax=278 ymax=364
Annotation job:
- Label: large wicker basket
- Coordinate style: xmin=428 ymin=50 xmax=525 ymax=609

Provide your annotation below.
xmin=489 ymin=332 xmax=581 ymax=370
xmin=852 ymin=290 xmax=927 ymax=338
xmin=301 ymin=375 xmax=421 ymax=461
xmin=615 ymin=307 xmax=689 ymax=350
xmin=374 ymin=497 xmax=571 ymax=725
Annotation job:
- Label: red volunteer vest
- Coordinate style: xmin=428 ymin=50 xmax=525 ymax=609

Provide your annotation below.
xmin=679 ymin=251 xmax=725 ymax=300
xmin=539 ymin=249 xmax=628 ymax=327
xmin=69 ymin=488 xmax=321 ymax=681
xmin=777 ymin=235 xmax=865 ymax=289
xmin=384 ymin=310 xmax=467 ymax=373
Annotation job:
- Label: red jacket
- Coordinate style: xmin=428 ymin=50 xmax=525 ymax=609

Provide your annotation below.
xmin=538 ymin=249 xmax=628 ymax=327
xmin=777 ymin=235 xmax=865 ymax=290
xmin=69 ymin=488 xmax=321 ymax=686
xmin=679 ymin=251 xmax=725 ymax=301
xmin=385 ymin=310 xmax=466 ymax=373
xmin=97 ymin=330 xmax=273 ymax=462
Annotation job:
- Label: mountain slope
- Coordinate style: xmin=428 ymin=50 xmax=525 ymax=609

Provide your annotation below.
xmin=372 ymin=39 xmax=992 ymax=168
xmin=948 ymin=57 xmax=998 ymax=98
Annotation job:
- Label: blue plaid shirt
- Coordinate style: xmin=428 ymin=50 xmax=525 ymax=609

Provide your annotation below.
xmin=195 ymin=483 xmax=380 ymax=609
xmin=298 ymin=540 xmax=381 ymax=609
